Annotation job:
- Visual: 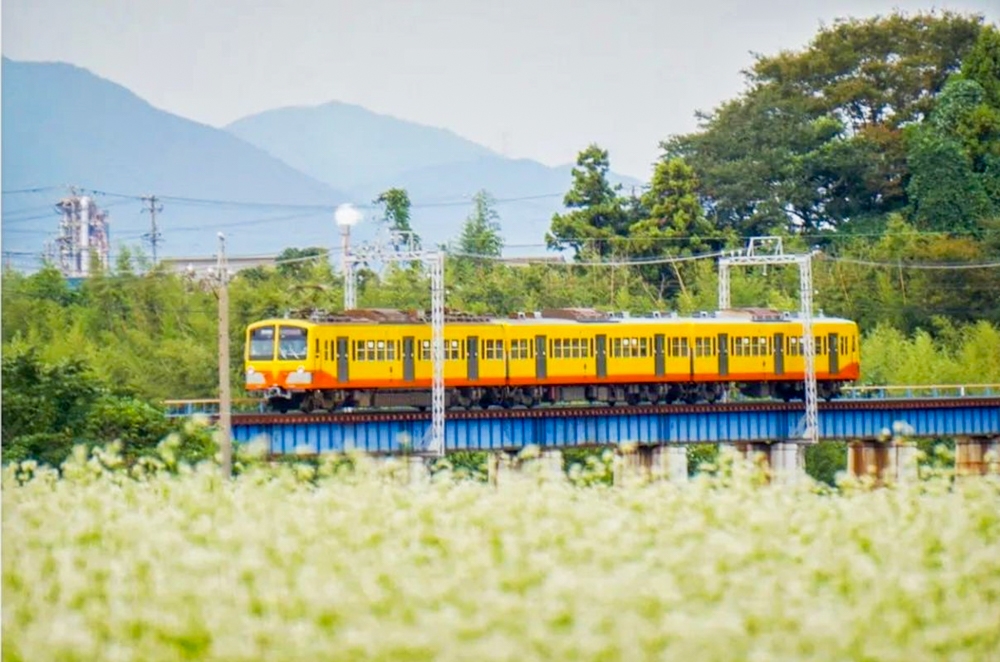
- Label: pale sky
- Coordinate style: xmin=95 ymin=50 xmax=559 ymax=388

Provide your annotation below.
xmin=3 ymin=0 xmax=998 ymax=179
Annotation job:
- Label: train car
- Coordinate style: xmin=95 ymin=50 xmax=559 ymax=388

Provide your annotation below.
xmin=244 ymin=308 xmax=859 ymax=412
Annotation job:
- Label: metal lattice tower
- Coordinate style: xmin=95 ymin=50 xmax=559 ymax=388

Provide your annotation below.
xmin=718 ymin=237 xmax=818 ymax=444
xmin=343 ymin=229 xmax=446 ymax=455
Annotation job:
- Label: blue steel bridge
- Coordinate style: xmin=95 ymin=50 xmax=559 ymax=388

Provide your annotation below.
xmin=166 ymin=387 xmax=1000 ymax=456
xmin=229 ymin=397 xmax=1000 ymax=455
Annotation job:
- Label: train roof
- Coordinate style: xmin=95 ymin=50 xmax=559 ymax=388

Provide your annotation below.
xmin=254 ymin=308 xmax=856 ymax=327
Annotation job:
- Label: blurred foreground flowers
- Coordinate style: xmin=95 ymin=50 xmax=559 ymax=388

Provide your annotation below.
xmin=3 ymin=445 xmax=999 ymax=661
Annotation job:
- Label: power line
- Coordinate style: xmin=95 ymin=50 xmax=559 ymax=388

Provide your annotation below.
xmin=1 ymin=186 xmax=65 ymax=195
xmin=822 ymin=256 xmax=1000 ymax=270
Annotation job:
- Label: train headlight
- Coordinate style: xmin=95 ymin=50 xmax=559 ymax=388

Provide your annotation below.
xmin=246 ymin=368 xmax=265 ymax=385
xmin=286 ymin=367 xmax=313 ymax=385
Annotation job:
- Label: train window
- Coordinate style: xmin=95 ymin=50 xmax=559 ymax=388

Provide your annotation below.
xmin=639 ymin=338 xmax=648 ymax=358
xmin=376 ymin=341 xmax=386 ymax=361
xmin=852 ymin=336 xmax=856 ymax=354
xmin=613 ymin=338 xmax=623 ymax=358
xmin=388 ymin=341 xmax=396 ymax=361
xmin=278 ymin=326 xmax=308 ymax=361
xmin=484 ymin=339 xmax=503 ymax=360
xmin=353 ymin=340 xmax=364 ymax=362
xmin=249 ymin=326 xmax=275 ymax=361
xmin=446 ymin=340 xmax=461 ymax=361
xmin=421 ymin=340 xmax=431 ymax=360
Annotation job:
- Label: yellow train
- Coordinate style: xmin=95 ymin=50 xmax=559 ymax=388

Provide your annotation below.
xmin=244 ymin=308 xmax=860 ymax=412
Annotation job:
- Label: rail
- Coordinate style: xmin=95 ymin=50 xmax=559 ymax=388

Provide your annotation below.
xmin=163 ymin=384 xmax=1000 ymax=418
xmin=840 ymin=384 xmax=1000 ymax=399
xmin=163 ymin=398 xmax=263 ymax=418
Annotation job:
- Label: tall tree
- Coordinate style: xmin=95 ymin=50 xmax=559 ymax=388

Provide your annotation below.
xmin=629 ymin=158 xmax=716 ymax=254
xmin=547 ymin=145 xmax=631 ymax=256
xmin=458 ymin=190 xmax=503 ymax=257
xmin=664 ymin=12 xmax=984 ymax=235
xmin=374 ymin=188 xmax=415 ymax=237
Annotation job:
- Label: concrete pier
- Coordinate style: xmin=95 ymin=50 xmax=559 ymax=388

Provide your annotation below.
xmin=955 ymin=437 xmax=1000 ymax=475
xmin=614 ymin=445 xmax=688 ymax=485
xmin=733 ymin=442 xmax=805 ymax=481
xmin=847 ymin=441 xmax=918 ymax=483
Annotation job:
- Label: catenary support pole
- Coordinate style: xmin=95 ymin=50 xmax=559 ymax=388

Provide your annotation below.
xmin=217 ymin=233 xmax=232 ymax=478
xmin=428 ymin=251 xmax=445 ymax=455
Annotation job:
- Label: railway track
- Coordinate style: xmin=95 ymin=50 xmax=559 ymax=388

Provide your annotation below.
xmin=232 ymin=396 xmax=1000 ymax=426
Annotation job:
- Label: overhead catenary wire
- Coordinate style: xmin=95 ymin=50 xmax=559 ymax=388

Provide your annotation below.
xmin=821 ymin=256 xmax=1000 ymax=270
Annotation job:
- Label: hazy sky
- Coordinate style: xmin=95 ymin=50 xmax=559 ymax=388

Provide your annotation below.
xmin=4 ymin=0 xmax=998 ymax=179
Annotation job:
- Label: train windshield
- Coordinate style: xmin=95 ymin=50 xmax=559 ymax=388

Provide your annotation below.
xmin=249 ymin=326 xmax=275 ymax=360
xmin=278 ymin=326 xmax=308 ymax=360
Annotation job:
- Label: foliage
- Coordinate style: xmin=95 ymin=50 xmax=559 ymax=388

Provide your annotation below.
xmin=456 ymin=190 xmax=503 ymax=257
xmin=663 ymin=12 xmax=988 ymax=235
xmin=4 ymin=449 xmax=1000 ymax=661
xmin=1 ymin=347 xmax=215 ymax=467
xmin=374 ymin=187 xmax=415 ymax=238
xmin=275 ymin=247 xmax=328 ymax=279
xmin=548 ymin=144 xmax=631 ymax=256
xmin=859 ymin=319 xmax=1000 ymax=386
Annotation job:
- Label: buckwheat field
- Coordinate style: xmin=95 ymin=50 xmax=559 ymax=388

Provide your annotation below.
xmin=4 ymin=444 xmax=1000 ymax=662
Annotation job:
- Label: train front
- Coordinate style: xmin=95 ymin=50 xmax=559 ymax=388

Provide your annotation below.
xmin=245 ymin=320 xmax=315 ymax=411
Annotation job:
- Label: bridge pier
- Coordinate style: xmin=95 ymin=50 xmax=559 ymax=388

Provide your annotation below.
xmin=487 ymin=449 xmax=564 ymax=485
xmin=407 ymin=455 xmax=429 ymax=484
xmin=847 ymin=441 xmax=918 ymax=483
xmin=955 ymin=437 xmax=1000 ymax=476
xmin=614 ymin=445 xmax=687 ymax=485
xmin=733 ymin=442 xmax=805 ymax=481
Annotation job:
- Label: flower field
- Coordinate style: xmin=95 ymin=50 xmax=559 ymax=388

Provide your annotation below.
xmin=4 ymin=448 xmax=1000 ymax=662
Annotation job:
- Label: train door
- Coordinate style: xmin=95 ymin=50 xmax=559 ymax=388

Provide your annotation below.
xmin=595 ymin=334 xmax=607 ymax=378
xmin=828 ymin=333 xmax=839 ymax=375
xmin=717 ymin=333 xmax=729 ymax=377
xmin=467 ymin=336 xmax=479 ymax=381
xmin=535 ymin=335 xmax=547 ymax=379
xmin=403 ymin=337 xmax=415 ymax=382
xmin=774 ymin=332 xmax=784 ymax=376
xmin=336 ymin=336 xmax=349 ymax=383
xmin=654 ymin=334 xmax=665 ymax=377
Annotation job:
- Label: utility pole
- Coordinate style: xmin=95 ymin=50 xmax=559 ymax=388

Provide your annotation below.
xmin=142 ymin=195 xmax=163 ymax=265
xmin=217 ymin=233 xmax=232 ymax=478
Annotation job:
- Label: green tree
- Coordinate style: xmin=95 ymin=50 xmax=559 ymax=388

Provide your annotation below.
xmin=906 ymin=126 xmax=993 ymax=233
xmin=276 ymin=247 xmax=328 ymax=279
xmin=374 ymin=188 xmax=416 ymax=238
xmin=457 ymin=190 xmax=503 ymax=257
xmin=548 ymin=145 xmax=630 ymax=256
xmin=664 ymin=12 xmax=984 ymax=234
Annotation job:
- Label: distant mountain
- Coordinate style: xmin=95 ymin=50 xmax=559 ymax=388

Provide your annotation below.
xmin=227 ymin=103 xmax=640 ymax=249
xmin=227 ymin=101 xmax=498 ymax=191
xmin=2 ymin=58 xmax=346 ymax=259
